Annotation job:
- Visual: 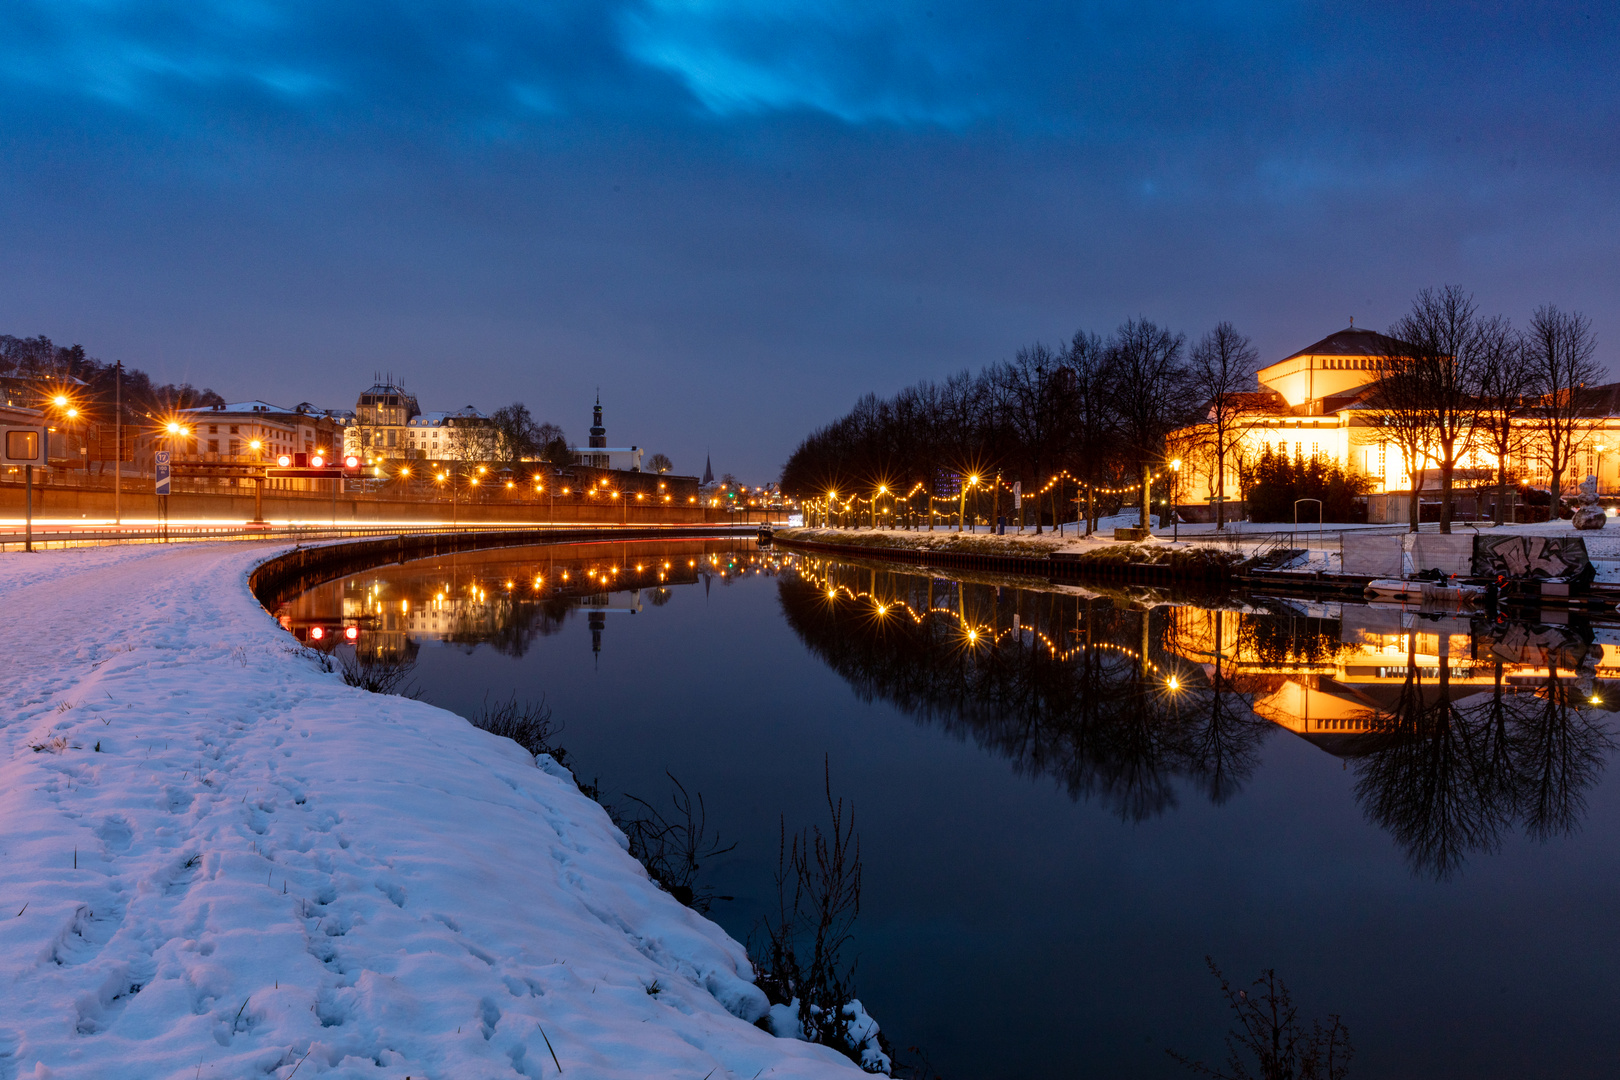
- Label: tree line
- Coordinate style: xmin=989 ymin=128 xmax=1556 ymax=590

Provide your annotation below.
xmin=781 ymin=287 xmax=1605 ymax=534
xmin=1 ymin=333 xmax=227 ymax=419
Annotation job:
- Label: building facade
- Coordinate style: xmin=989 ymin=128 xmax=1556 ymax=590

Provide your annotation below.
xmin=568 ymin=396 xmax=642 ymax=472
xmin=1176 ymin=325 xmax=1620 ymax=518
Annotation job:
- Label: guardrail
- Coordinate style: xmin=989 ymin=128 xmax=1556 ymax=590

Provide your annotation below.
xmin=0 ymin=520 xmax=765 ymax=553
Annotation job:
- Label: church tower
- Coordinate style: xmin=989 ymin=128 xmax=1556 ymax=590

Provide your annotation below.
xmin=702 ymin=454 xmax=714 ymax=485
xmin=589 ymin=392 xmax=606 ymax=449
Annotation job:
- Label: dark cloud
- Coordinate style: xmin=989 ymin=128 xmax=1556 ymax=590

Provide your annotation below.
xmin=0 ymin=1 xmax=1616 ymax=477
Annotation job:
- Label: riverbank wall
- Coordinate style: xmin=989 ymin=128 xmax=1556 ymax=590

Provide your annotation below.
xmin=769 ymin=527 xmax=1242 ymax=586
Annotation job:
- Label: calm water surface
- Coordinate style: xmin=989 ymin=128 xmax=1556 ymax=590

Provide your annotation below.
xmin=277 ymin=538 xmax=1620 ymax=1079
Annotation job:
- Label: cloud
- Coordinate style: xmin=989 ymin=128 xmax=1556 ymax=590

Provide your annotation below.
xmin=618 ymin=0 xmax=994 ymax=126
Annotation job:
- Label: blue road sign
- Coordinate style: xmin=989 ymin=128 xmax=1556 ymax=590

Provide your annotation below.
xmin=155 ymin=450 xmax=171 ymax=496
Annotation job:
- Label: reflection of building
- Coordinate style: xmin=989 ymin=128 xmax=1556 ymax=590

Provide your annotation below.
xmin=1168 ymin=604 xmax=1617 ymax=752
xmin=569 ymin=395 xmax=642 ymax=471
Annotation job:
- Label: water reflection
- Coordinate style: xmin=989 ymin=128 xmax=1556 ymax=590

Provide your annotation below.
xmin=275 ymin=542 xmax=1615 ymax=880
xmin=274 ymin=539 xmax=786 ymax=661
xmin=778 ymin=557 xmax=1616 ymax=877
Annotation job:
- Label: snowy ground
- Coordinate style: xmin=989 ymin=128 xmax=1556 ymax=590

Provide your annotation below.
xmin=0 ymin=542 xmax=862 ymax=1079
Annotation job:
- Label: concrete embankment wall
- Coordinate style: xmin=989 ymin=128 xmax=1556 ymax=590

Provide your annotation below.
xmin=770 ymin=532 xmax=1233 ymax=587
xmin=0 ymin=481 xmax=772 ymax=527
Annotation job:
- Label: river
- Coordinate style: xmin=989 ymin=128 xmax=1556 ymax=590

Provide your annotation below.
xmin=274 ymin=536 xmax=1620 ymax=1079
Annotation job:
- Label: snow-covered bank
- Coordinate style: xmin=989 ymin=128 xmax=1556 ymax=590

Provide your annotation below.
xmin=0 ymin=542 xmax=861 ymax=1079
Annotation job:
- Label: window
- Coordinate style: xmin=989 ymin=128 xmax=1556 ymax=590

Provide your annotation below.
xmin=229 ymin=425 xmax=239 ymax=434
xmin=387 ymin=429 xmax=397 ymax=448
xmin=229 ymin=439 xmax=241 ymax=456
xmin=208 ymin=425 xmax=218 ymax=434
xmin=208 ymin=439 xmax=220 ymax=453
xmin=5 ymin=430 xmax=40 ymax=460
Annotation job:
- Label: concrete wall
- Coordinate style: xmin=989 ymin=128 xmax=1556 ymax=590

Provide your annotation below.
xmin=0 ymin=482 xmax=781 ymax=526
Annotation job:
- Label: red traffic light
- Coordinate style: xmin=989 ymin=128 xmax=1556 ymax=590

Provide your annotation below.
xmin=277 ymin=454 xmax=292 ymax=467
xmin=310 ymin=454 xmax=325 ymax=468
xmin=344 ymin=455 xmax=360 ymax=469
xmin=344 ymin=626 xmax=359 ymax=641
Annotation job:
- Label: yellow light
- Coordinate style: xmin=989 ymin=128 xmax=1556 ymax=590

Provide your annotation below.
xmin=828 ymin=589 xmax=837 ymax=598
xmin=249 ymin=439 xmax=262 ymax=451
xmin=470 ymin=477 xmax=479 ymax=486
xmin=53 ymin=395 xmax=68 ymax=407
xmin=400 ymin=467 xmax=410 ymax=476
xmin=1167 ymin=676 xmax=1180 ymax=691
xmin=967 ymin=629 xmax=978 ymax=642
xmin=1591 ymin=695 xmax=1603 ymax=705
xmin=1170 ymin=458 xmax=1182 ymax=472
xmin=506 ymin=481 xmax=514 ymax=488
xmin=65 ymin=407 xmax=78 ymax=419
xmin=166 ymin=422 xmax=182 ymax=434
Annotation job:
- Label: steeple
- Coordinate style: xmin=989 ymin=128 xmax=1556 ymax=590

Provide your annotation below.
xmin=702 ymin=454 xmax=714 ymax=485
xmin=588 ymin=391 xmax=606 ymax=449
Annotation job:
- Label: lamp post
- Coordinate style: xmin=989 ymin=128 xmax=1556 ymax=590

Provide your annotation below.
xmin=874 ymin=485 xmax=886 ymax=529
xmin=1170 ymin=458 xmax=1182 ymax=542
xmin=959 ymin=474 xmax=978 ymax=532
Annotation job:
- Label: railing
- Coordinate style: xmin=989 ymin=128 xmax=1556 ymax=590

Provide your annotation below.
xmin=0 ymin=520 xmax=766 ymax=553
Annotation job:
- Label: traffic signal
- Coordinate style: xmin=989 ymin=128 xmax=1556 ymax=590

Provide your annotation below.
xmin=344 ymin=455 xmax=360 ymax=470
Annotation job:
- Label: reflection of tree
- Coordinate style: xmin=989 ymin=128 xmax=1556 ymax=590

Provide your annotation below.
xmin=777 ymin=574 xmax=1272 ymax=821
xmin=1512 ymin=668 xmax=1611 ymax=842
xmin=1352 ymin=633 xmax=1613 ymax=879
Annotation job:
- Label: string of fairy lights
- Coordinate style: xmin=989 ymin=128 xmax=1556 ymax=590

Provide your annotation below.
xmin=805 ymin=468 xmax=1176 ymax=520
xmin=797 ymin=563 xmax=1170 ymax=676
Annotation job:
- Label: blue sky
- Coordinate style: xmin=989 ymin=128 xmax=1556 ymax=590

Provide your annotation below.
xmin=2 ymin=1 xmax=1616 ymax=477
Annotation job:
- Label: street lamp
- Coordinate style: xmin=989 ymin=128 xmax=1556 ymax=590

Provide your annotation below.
xmin=874 ymin=484 xmax=886 ymax=529
xmin=960 ymin=474 xmax=979 ymax=532
xmin=1169 ymin=458 xmax=1182 ymax=542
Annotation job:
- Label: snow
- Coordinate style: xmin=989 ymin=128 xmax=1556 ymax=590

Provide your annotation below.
xmin=0 ymin=541 xmax=863 ymax=1079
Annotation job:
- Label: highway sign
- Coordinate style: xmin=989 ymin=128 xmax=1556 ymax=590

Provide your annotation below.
xmin=155 ymin=450 xmax=171 ymax=495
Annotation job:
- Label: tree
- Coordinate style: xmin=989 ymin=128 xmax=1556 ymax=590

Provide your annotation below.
xmin=992 ymin=342 xmax=1074 ymax=533
xmin=647 ymin=452 xmax=673 ymax=473
xmin=489 ymin=403 xmax=541 ymax=466
xmin=1187 ymin=323 xmax=1262 ymax=531
xmin=1365 ymin=337 xmax=1433 ymax=532
xmin=1526 ymin=304 xmax=1602 ymax=509
xmin=1108 ymin=318 xmax=1196 ymax=532
xmin=534 ymin=422 xmax=570 ymax=465
xmin=1474 ymin=320 xmax=1536 ymax=525
xmin=1388 ymin=286 xmax=1492 ymax=533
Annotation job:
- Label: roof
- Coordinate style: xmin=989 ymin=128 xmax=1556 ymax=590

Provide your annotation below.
xmin=181 ymin=400 xmax=292 ymax=415
xmin=1279 ymin=325 xmax=1415 ymax=363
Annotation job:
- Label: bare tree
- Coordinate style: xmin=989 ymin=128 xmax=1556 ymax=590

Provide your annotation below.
xmin=1188 ymin=323 xmax=1262 ymax=531
xmin=1526 ymin=304 xmax=1603 ymax=510
xmin=1062 ymin=330 xmax=1120 ymax=535
xmin=646 ymin=452 xmax=673 ymax=473
xmin=1474 ymin=320 xmax=1535 ymax=524
xmin=1109 ymin=318 xmax=1195 ymax=532
xmin=1365 ymin=340 xmax=1434 ymax=532
xmin=1389 ymin=286 xmax=1491 ymax=533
